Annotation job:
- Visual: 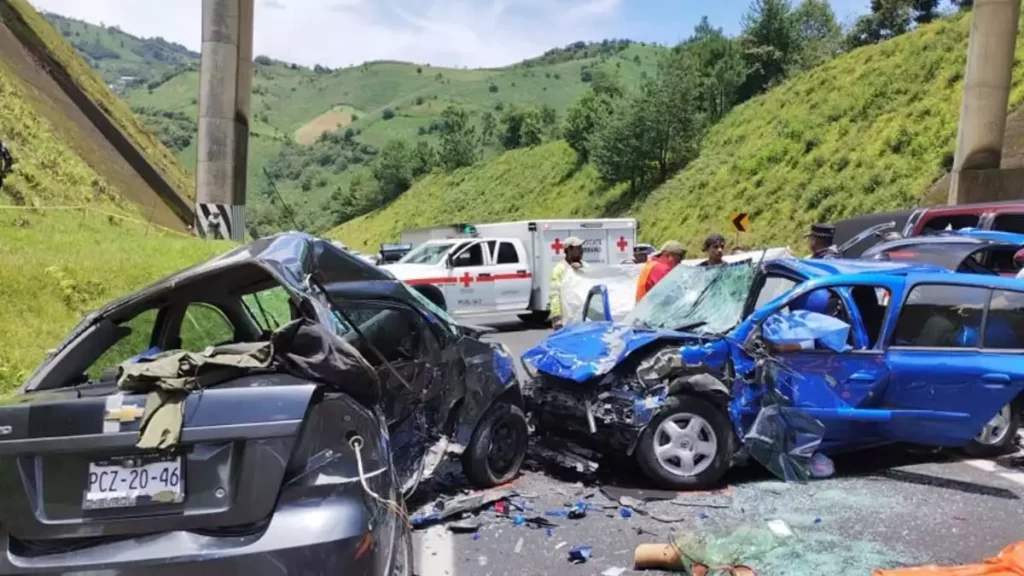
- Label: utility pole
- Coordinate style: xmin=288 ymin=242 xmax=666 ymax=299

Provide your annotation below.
xmin=195 ymin=0 xmax=254 ymax=241
xmin=949 ymin=0 xmax=1022 ymax=205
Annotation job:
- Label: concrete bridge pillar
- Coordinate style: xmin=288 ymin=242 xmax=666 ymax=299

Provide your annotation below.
xmin=195 ymin=0 xmax=253 ymax=241
xmin=949 ymin=0 xmax=1022 ymax=205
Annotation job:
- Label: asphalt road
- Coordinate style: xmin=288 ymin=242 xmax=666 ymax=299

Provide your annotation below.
xmin=412 ymin=317 xmax=1024 ymax=576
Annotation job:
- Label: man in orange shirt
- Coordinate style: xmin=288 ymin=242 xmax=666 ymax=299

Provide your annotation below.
xmin=636 ymin=240 xmax=686 ymax=302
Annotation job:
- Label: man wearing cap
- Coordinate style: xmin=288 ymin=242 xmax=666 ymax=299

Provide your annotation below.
xmin=698 ymin=233 xmax=726 ymax=267
xmin=549 ymin=236 xmax=586 ymax=329
xmin=805 ymin=223 xmax=840 ymax=259
xmin=636 ymin=240 xmax=687 ymax=302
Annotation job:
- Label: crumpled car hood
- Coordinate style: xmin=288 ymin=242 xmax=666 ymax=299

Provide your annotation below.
xmin=521 ymin=321 xmax=696 ymax=383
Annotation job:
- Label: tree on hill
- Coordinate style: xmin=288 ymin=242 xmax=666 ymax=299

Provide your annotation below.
xmin=563 ymin=89 xmax=619 ymax=163
xmin=372 ymin=140 xmax=415 ymax=203
xmin=681 ymin=17 xmax=745 ymax=123
xmin=500 ymin=106 xmax=545 ymax=150
xmin=437 ymin=106 xmax=478 ymax=170
xmin=845 ymin=0 xmax=940 ymax=48
xmin=791 ymin=0 xmax=843 ymax=72
xmin=481 ymin=111 xmax=497 ymax=146
xmin=739 ymin=0 xmax=800 ymax=99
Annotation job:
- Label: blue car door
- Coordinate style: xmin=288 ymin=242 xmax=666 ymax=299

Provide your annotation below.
xmin=767 ymin=285 xmax=892 ymax=448
xmin=883 ymin=282 xmax=1023 ymax=446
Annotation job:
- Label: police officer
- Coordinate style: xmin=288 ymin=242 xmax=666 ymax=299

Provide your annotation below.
xmin=805 ymin=223 xmax=840 ymax=259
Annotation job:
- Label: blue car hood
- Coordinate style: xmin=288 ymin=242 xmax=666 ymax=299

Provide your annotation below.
xmin=522 ymin=321 xmax=695 ymax=383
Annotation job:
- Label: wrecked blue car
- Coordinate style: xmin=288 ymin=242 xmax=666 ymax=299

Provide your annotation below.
xmin=522 ymin=257 xmax=1024 ymax=489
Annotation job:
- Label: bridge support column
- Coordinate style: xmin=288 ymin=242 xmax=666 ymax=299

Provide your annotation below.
xmin=196 ymin=0 xmax=253 ymax=241
xmin=949 ymin=0 xmax=1021 ymax=205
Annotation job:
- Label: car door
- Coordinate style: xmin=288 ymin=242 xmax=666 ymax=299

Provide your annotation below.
xmin=882 ymin=283 xmax=1021 ymax=446
xmin=760 ymin=283 xmax=894 ymax=448
xmin=330 ymin=297 xmax=442 ymax=488
xmin=445 ymin=240 xmax=495 ymax=314
xmin=489 ymin=240 xmax=532 ymax=311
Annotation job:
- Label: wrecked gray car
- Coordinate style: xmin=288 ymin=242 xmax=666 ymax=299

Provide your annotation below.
xmin=0 ymin=232 xmax=526 ymax=574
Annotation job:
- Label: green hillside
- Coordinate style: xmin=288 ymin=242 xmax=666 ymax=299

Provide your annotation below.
xmin=331 ymin=141 xmax=627 ymax=250
xmin=46 ymin=16 xmax=667 ymax=235
xmin=43 ymin=13 xmax=198 ymax=89
xmin=0 ymin=6 xmax=226 ymax=393
xmin=333 ymin=10 xmax=1019 ymax=254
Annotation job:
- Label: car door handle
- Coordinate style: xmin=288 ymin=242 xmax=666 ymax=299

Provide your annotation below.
xmin=982 ymin=373 xmax=1011 ymax=385
xmin=516 ymin=269 xmax=528 ymax=274
xmin=478 ymin=273 xmax=492 ymax=278
xmin=849 ymin=372 xmax=877 ymax=382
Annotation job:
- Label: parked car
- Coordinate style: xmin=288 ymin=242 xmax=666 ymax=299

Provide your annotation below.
xmin=860 ymin=229 xmax=1024 ymax=276
xmin=522 ymin=257 xmax=1024 ymax=490
xmin=0 ymin=232 xmax=527 ymax=574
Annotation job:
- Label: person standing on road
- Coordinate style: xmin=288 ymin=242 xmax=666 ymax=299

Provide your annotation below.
xmin=698 ymin=233 xmax=726 ymax=267
xmin=1014 ymin=248 xmax=1024 ymax=279
xmin=806 ymin=223 xmax=840 ymax=259
xmin=549 ymin=236 xmax=585 ymax=330
xmin=635 ymin=240 xmax=686 ymax=302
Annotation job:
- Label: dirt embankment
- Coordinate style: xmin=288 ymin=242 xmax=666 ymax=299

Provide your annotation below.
xmin=295 ymin=106 xmax=356 ymax=145
xmin=0 ymin=4 xmax=193 ymax=230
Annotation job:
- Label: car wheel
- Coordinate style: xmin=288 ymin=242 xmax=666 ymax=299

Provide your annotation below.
xmin=518 ymin=311 xmax=549 ymax=326
xmin=635 ymin=395 xmax=733 ymax=490
xmin=462 ymin=402 xmax=529 ymax=488
xmin=964 ymin=401 xmax=1020 ymax=458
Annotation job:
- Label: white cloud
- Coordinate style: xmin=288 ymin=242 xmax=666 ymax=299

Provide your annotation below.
xmin=28 ymin=0 xmax=623 ymax=68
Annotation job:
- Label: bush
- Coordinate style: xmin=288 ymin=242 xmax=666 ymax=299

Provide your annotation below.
xmin=416 ymin=96 xmax=425 ymax=105
xmin=488 ymin=84 xmax=499 ymax=93
xmin=255 ymin=55 xmax=272 ymax=65
xmin=382 ymin=108 xmax=395 ymax=120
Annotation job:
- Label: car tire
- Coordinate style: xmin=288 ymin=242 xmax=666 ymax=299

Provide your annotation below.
xmin=635 ymin=395 xmax=734 ymax=491
xmin=462 ymin=402 xmax=529 ymax=488
xmin=518 ymin=311 xmax=549 ymax=326
xmin=964 ymin=399 xmax=1021 ymax=458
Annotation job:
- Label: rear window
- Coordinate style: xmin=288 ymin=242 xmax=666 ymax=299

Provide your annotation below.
xmin=919 ymin=214 xmax=980 ymax=234
xmin=991 ymin=213 xmax=1024 ymax=234
xmin=984 ymin=290 xmax=1024 ymax=349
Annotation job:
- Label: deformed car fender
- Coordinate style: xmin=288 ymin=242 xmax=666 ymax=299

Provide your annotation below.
xmin=449 ymin=340 xmax=524 ymax=450
xmin=625 ymin=341 xmax=735 ymax=456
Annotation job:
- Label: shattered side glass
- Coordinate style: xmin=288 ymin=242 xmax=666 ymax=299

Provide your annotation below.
xmin=627 ymin=262 xmax=757 ymax=333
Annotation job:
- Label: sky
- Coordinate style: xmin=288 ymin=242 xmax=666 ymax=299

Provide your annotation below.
xmin=29 ymin=0 xmax=873 ymax=69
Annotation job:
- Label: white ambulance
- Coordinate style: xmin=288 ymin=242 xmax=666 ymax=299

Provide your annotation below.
xmin=382 ymin=218 xmax=638 ymax=321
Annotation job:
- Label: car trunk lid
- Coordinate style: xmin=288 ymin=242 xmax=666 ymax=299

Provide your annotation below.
xmin=0 ymin=378 xmax=315 ymax=541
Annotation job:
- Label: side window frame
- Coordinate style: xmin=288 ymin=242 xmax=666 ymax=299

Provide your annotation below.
xmin=887 ymin=283 xmax=991 ymax=351
xmin=496 ymin=241 xmax=520 ymax=265
xmin=177 ymin=302 xmax=237 ymax=351
xmin=451 ymin=241 xmax=487 ymax=268
xmin=329 ymin=294 xmax=446 ymax=355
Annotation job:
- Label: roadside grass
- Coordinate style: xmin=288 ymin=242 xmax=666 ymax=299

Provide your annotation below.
xmin=0 ymin=210 xmax=228 ymax=394
xmin=2 ymin=0 xmax=195 ymax=200
xmin=331 ymin=11 xmax=1024 ymax=254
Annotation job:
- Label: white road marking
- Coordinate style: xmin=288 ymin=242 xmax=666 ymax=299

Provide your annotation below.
xmin=963 ymin=458 xmax=1024 ymax=486
xmin=963 ymin=459 xmax=998 ymax=472
xmin=416 ymin=524 xmax=455 ymax=576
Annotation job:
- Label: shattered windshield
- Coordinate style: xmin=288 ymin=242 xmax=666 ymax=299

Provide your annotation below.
xmin=626 ymin=261 xmax=757 ymax=333
xmin=398 ymin=242 xmax=458 ymax=265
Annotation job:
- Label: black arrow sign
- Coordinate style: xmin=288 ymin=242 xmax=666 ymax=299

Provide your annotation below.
xmin=731 ymin=212 xmax=749 ymax=233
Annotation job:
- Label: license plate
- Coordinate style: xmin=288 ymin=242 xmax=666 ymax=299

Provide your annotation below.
xmin=82 ymin=454 xmax=185 ymax=510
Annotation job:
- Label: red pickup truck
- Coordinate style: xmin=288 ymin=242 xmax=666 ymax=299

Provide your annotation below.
xmin=835 ymin=201 xmax=1024 ymax=257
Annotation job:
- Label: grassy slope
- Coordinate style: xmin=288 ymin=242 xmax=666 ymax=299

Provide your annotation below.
xmin=330 ymin=141 xmax=627 ymax=251
xmin=4 ymin=0 xmax=195 ymax=200
xmin=0 ymin=41 xmax=224 ymax=393
xmin=333 ymin=11 xmax=1024 ymax=253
